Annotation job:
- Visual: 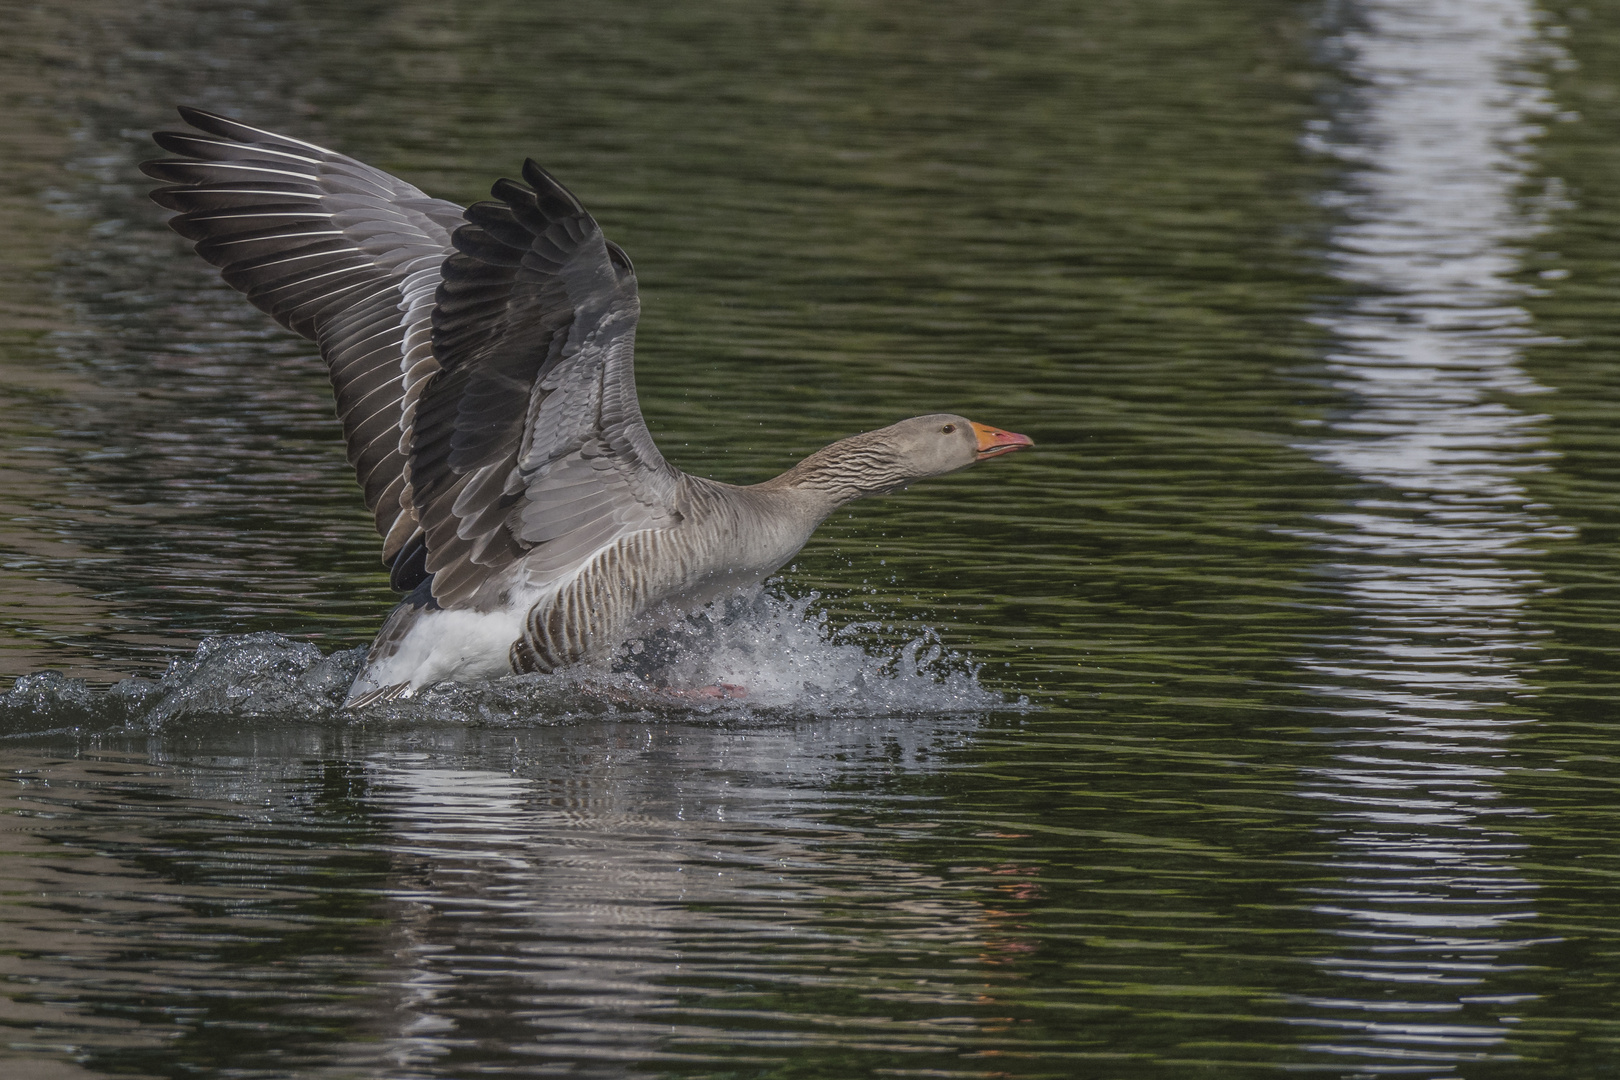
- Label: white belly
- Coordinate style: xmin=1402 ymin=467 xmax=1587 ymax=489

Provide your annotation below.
xmin=348 ymin=604 xmax=527 ymax=700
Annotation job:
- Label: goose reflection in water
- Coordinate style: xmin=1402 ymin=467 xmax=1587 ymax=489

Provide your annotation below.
xmin=1291 ymin=0 xmax=1573 ymax=1070
xmin=141 ymin=111 xmax=1032 ymax=707
xmin=352 ymin=713 xmax=1014 ymax=1070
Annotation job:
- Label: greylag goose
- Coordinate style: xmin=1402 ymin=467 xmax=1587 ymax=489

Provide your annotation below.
xmin=141 ymin=108 xmax=1033 ymax=705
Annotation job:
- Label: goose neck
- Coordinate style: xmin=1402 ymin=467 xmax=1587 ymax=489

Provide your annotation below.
xmin=763 ymin=433 xmax=907 ymax=509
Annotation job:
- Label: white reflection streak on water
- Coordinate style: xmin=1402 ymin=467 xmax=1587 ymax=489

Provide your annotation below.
xmin=1295 ymin=0 xmax=1570 ymax=1068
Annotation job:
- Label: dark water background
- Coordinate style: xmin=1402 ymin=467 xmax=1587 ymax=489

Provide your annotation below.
xmin=3 ymin=0 xmax=1620 ymax=1076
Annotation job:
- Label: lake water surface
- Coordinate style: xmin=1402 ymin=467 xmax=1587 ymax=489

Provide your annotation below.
xmin=3 ymin=0 xmax=1620 ymax=1076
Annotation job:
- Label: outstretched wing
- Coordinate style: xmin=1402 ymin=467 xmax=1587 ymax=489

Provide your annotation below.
xmin=408 ymin=160 xmax=681 ymax=607
xmin=141 ymin=107 xmax=465 ymax=584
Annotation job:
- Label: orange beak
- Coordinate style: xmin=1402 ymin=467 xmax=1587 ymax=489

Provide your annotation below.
xmin=971 ymin=421 xmax=1034 ymax=461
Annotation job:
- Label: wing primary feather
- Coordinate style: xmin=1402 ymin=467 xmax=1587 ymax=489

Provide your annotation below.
xmin=176 ymin=105 xmax=337 ymax=154
xmin=146 ymin=108 xmax=467 ymax=584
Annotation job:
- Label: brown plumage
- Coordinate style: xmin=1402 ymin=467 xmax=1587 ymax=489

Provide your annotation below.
xmin=142 ymin=108 xmax=1032 ymax=704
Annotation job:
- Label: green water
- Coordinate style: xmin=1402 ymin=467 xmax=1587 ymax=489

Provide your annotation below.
xmin=1 ymin=0 xmax=1619 ymax=1076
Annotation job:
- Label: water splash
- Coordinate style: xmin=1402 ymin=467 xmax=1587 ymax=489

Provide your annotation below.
xmin=607 ymin=590 xmax=1001 ymax=710
xmin=0 ymin=633 xmax=357 ymax=733
xmin=0 ymin=589 xmax=1010 ymax=733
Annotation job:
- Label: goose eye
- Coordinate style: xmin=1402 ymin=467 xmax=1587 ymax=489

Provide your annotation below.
xmin=941 ymin=423 xmax=955 ymax=434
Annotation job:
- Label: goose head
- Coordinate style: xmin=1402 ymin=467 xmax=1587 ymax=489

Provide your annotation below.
xmin=875 ymin=413 xmax=1035 ymax=477
xmin=776 ymin=412 xmax=1033 ymax=504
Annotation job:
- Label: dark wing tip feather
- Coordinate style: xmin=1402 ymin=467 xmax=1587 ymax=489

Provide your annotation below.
xmin=388 ymin=532 xmax=430 ymax=592
xmin=490 ymin=176 xmax=536 ymax=208
xmin=176 ymin=104 xmax=232 ymax=130
xmin=139 ymin=159 xmax=197 ymax=185
xmin=145 ymin=135 xmax=194 ymax=161
xmin=519 ymin=159 xmax=585 ymax=215
xmin=171 ymin=105 xmax=323 ymax=153
xmin=150 ymin=130 xmax=236 ymax=158
xmin=605 ymin=240 xmax=634 ymax=279
xmin=461 ymin=200 xmax=539 ymax=254
xmin=449 ymin=223 xmax=528 ymax=266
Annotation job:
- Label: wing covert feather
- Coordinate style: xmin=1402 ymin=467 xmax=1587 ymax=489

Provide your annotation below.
xmin=408 ymin=161 xmax=679 ymax=609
